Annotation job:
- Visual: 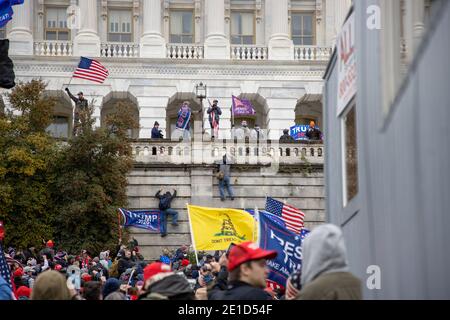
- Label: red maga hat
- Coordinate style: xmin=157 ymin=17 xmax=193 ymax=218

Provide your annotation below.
xmin=227 ymin=242 xmax=277 ymax=272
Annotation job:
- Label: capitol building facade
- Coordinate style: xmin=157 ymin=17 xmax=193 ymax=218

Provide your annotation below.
xmin=1 ymin=0 xmax=351 ymax=140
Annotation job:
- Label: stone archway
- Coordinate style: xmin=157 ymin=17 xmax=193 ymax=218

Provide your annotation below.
xmin=295 ymin=94 xmax=323 ymax=128
xmin=44 ymin=90 xmax=73 ymax=138
xmin=166 ymin=92 xmax=202 ymax=140
xmin=101 ymin=92 xmax=140 ymax=139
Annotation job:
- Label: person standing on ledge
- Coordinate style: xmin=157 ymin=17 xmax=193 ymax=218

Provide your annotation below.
xmin=207 ymin=99 xmax=222 ymax=139
xmin=65 ymin=88 xmax=88 ymax=136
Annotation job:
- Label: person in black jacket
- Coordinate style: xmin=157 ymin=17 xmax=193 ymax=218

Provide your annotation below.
xmin=0 ymin=39 xmax=15 ymax=89
xmin=155 ymin=189 xmax=179 ymax=237
xmin=207 ymin=100 xmax=222 ymax=139
xmin=117 ymin=248 xmax=135 ymax=277
xmin=306 ymin=121 xmax=322 ymax=141
xmin=151 ymin=121 xmax=164 ymax=139
xmin=208 ymin=241 xmax=277 ymax=300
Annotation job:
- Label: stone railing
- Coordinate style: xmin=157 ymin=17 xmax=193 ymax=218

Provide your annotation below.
xmin=100 ymin=43 xmax=140 ymax=58
xmin=34 ymin=41 xmax=73 ymax=56
xmin=131 ymin=139 xmax=324 ymax=166
xmin=294 ymin=45 xmax=333 ymax=61
xmin=231 ymin=45 xmax=268 ymax=60
xmin=167 ymin=44 xmax=204 ymax=59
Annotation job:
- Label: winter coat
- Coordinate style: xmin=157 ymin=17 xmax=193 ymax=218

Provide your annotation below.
xmin=139 ymin=273 xmax=194 ymax=300
xmin=208 ymin=281 xmax=272 ymax=300
xmin=207 ymin=105 xmax=222 ymax=124
xmin=297 ymin=224 xmax=362 ymax=300
xmin=306 ymin=127 xmax=322 ymax=140
xmin=117 ymin=257 xmax=134 ymax=276
xmin=0 ymin=40 xmax=15 ymax=89
xmin=279 ymin=133 xmax=295 ymax=143
xmin=155 ymin=190 xmax=176 ymax=211
xmin=151 ymin=127 xmax=163 ymax=139
xmin=66 ymin=89 xmax=89 ymax=115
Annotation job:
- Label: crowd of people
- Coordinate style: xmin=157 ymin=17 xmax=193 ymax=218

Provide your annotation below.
xmin=149 ymin=99 xmax=323 ymax=143
xmin=0 ymin=224 xmax=361 ymax=301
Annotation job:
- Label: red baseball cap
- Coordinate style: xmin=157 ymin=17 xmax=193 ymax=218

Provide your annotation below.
xmin=13 ymin=268 xmax=24 ymax=278
xmin=181 ymin=259 xmax=190 ymax=267
xmin=143 ymin=262 xmax=172 ymax=282
xmin=17 ymin=286 xmax=32 ymax=298
xmin=55 ymin=264 xmax=62 ymax=271
xmin=46 ymin=240 xmax=54 ymax=248
xmin=228 ymin=242 xmax=277 ymax=272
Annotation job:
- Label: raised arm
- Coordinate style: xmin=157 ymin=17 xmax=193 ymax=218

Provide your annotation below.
xmin=65 ymin=88 xmax=79 ymax=103
xmin=155 ymin=190 xmax=161 ymax=198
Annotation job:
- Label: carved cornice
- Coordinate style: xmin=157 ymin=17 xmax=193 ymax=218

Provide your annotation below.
xmin=13 ymin=62 xmax=326 ymax=79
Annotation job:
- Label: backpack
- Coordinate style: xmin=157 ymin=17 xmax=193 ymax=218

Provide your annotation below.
xmin=159 ymin=195 xmax=171 ymax=211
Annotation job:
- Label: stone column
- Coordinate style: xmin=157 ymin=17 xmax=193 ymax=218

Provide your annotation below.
xmin=405 ymin=0 xmax=425 ymax=63
xmin=73 ymin=0 xmax=101 ymax=57
xmin=204 ymin=0 xmax=229 ymax=59
xmin=140 ymin=0 xmax=166 ymax=58
xmin=327 ymin=0 xmax=352 ymax=47
xmin=8 ymin=0 xmax=33 ymax=55
xmin=267 ymin=0 xmax=293 ymax=60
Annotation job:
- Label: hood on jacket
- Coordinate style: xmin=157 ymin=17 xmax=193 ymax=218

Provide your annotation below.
xmin=102 ymin=278 xmax=121 ymax=299
xmin=146 ymin=274 xmax=193 ymax=300
xmin=301 ymin=224 xmax=349 ymax=287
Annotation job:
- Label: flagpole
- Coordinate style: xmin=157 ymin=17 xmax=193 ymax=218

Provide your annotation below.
xmin=186 ymin=203 xmax=199 ymax=266
xmin=254 ymin=206 xmax=260 ymax=243
xmin=118 ymin=209 xmax=123 ymax=245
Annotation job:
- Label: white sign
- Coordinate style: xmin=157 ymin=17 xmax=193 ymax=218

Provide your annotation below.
xmin=337 ymin=12 xmax=357 ymax=116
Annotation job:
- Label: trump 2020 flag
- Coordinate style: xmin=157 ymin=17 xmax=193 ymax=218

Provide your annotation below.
xmin=119 ymin=208 xmax=161 ymax=232
xmin=231 ymin=95 xmax=256 ymax=117
xmin=0 ymin=0 xmax=24 ymax=28
xmin=257 ymin=209 xmax=308 ymax=292
xmin=187 ymin=205 xmax=256 ymax=251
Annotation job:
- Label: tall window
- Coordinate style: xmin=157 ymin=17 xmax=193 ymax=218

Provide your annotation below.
xmin=108 ymin=10 xmax=132 ymax=42
xmin=47 ymin=116 xmax=70 ymax=138
xmin=45 ymin=7 xmax=70 ymax=40
xmin=170 ymin=11 xmax=194 ymax=43
xmin=342 ymin=104 xmax=359 ymax=205
xmin=291 ymin=13 xmax=314 ymax=45
xmin=231 ymin=12 xmax=254 ymax=45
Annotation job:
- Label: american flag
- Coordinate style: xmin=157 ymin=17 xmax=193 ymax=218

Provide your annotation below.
xmin=265 ymin=197 xmax=305 ymax=234
xmin=0 ymin=242 xmax=13 ymax=291
xmin=73 ymin=57 xmax=109 ymax=84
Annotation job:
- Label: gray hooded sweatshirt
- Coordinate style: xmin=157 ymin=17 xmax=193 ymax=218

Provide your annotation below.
xmin=301 ymin=224 xmax=350 ymax=286
xmin=298 ymin=224 xmax=361 ymax=300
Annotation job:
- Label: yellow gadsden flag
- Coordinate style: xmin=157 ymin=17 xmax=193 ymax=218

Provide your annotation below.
xmin=187 ymin=205 xmax=256 ymax=251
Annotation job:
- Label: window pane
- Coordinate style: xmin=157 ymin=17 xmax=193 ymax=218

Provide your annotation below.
xmin=302 ymin=37 xmax=313 ymax=45
xmin=46 ymin=8 xmax=58 ymax=27
xmin=231 ymin=13 xmax=240 ymax=35
xmin=292 ymin=15 xmax=302 ymax=35
xmin=108 ymin=33 xmax=121 ymax=42
xmin=344 ymin=106 xmax=359 ymax=203
xmin=171 ymin=11 xmax=183 ymax=34
xmin=243 ymin=36 xmax=253 ymax=44
xmin=182 ymin=35 xmax=193 ymax=43
xmin=58 ymin=31 xmax=69 ymax=41
xmin=231 ymin=35 xmax=241 ymax=45
xmin=170 ymin=35 xmax=181 ymax=43
xmin=121 ymin=34 xmax=132 ymax=42
xmin=303 ymin=15 xmax=313 ymax=36
xmin=241 ymin=13 xmax=254 ymax=35
xmin=182 ymin=12 xmax=193 ymax=34
xmin=293 ymin=37 xmax=301 ymax=45
xmin=46 ymin=31 xmax=57 ymax=40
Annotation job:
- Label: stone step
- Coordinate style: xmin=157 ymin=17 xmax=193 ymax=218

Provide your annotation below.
xmin=127 ymin=197 xmax=326 ymax=210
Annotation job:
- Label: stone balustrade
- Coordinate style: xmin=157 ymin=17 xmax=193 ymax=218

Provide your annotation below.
xmin=34 ymin=41 xmax=73 ymax=56
xmin=100 ymin=43 xmax=140 ymax=58
xmin=167 ymin=44 xmax=204 ymax=59
xmin=231 ymin=45 xmax=268 ymax=60
xmin=131 ymin=139 xmax=324 ymax=165
xmin=294 ymin=45 xmax=333 ymax=61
